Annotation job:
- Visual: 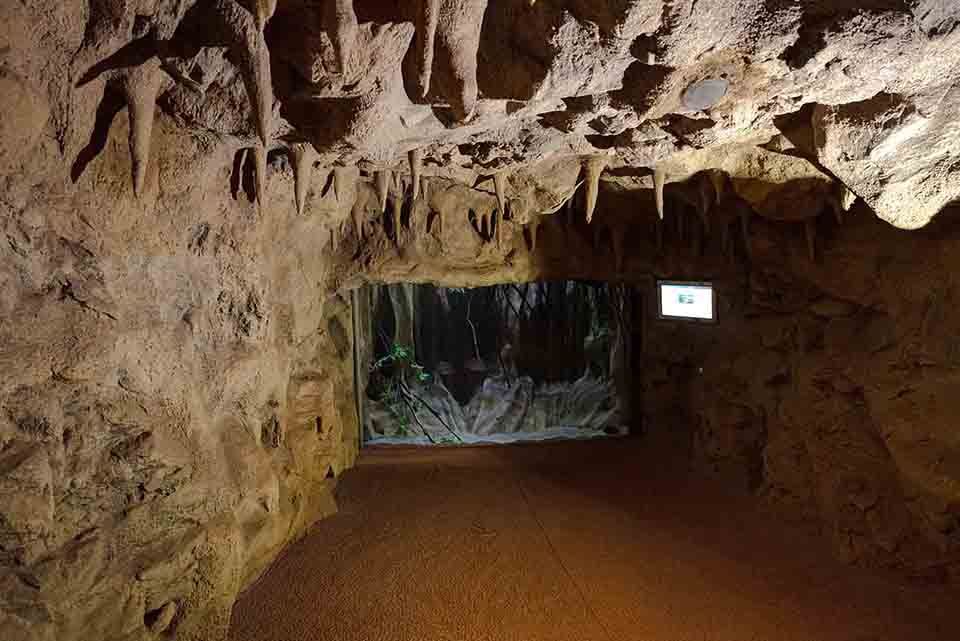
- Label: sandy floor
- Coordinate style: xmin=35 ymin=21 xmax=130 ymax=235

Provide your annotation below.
xmin=229 ymin=437 xmax=960 ymax=641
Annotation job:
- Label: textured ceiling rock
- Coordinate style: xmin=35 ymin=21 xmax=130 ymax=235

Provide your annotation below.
xmin=1 ymin=0 xmax=943 ymax=229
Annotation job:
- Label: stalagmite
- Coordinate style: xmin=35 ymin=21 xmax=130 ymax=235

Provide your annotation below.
xmin=292 ymin=143 xmax=315 ymax=215
xmin=654 ymin=167 xmax=666 ymax=220
xmin=409 ymin=149 xmax=423 ymax=200
xmin=804 ymin=218 xmax=817 ymax=262
xmin=324 ymin=0 xmax=359 ymax=75
xmin=415 ymin=0 xmax=440 ymax=97
xmin=583 ymin=156 xmax=607 ymax=223
xmin=119 ymin=58 xmax=162 ymax=197
xmin=253 ymin=144 xmax=267 ymax=209
xmin=677 ymin=208 xmax=685 ymax=241
xmin=375 ymin=170 xmax=390 ymax=214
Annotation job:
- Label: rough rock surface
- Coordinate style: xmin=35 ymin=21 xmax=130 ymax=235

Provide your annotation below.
xmin=2 ymin=1 xmax=960 ymax=639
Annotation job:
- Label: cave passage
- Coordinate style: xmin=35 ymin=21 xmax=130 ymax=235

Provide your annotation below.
xmin=229 ymin=438 xmax=960 ymax=641
xmin=357 ymin=281 xmax=635 ymax=446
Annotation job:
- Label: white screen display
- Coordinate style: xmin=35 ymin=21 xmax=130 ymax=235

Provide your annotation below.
xmin=659 ymin=283 xmax=714 ymax=320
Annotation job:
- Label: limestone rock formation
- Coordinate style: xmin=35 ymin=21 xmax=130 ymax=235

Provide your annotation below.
xmin=2 ymin=1 xmax=960 ymax=639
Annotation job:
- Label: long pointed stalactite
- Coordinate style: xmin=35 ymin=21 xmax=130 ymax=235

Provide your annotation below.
xmin=375 ymin=170 xmax=391 ymax=214
xmin=654 ymin=167 xmax=666 ymax=220
xmin=414 ymin=0 xmax=440 ymax=98
xmin=433 ymin=0 xmax=489 ymax=122
xmin=119 ymin=59 xmax=163 ymax=198
xmin=253 ymin=145 xmax=267 ymax=209
xmin=324 ymin=0 xmax=359 ymax=75
xmin=210 ymin=0 xmax=274 ymax=148
xmin=409 ymin=149 xmax=423 ymax=200
xmin=583 ymin=156 xmax=608 ymax=224
xmin=292 ymin=143 xmax=315 ymax=215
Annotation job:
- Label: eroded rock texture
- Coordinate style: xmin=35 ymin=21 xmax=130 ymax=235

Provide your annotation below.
xmin=2 ymin=0 xmax=960 ymax=639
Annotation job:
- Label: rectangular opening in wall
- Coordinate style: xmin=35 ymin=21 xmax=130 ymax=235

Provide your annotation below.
xmin=657 ymin=280 xmax=716 ymax=322
xmin=360 ymin=282 xmax=631 ymax=445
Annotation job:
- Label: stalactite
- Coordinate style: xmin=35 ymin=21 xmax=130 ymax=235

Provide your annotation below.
xmin=409 ymin=149 xmax=423 ymax=200
xmin=253 ymin=144 xmax=267 ymax=209
xmin=840 ymin=183 xmax=857 ymax=211
xmin=654 ymin=167 xmax=666 ymax=220
xmin=414 ymin=0 xmax=440 ymax=98
xmin=583 ymin=156 xmax=607 ymax=223
xmin=390 ymin=185 xmax=403 ymax=244
xmin=160 ymin=60 xmax=204 ymax=93
xmin=213 ymin=0 xmax=274 ymax=149
xmin=333 ymin=166 xmax=354 ymax=203
xmin=709 ymin=169 xmax=725 ymax=205
xmin=292 ymin=143 xmax=315 ymax=215
xmin=375 ymin=170 xmax=390 ymax=214
xmin=119 ymin=58 xmax=162 ymax=197
xmin=324 ymin=0 xmax=359 ymax=75
xmin=434 ymin=0 xmax=489 ymax=122
xmin=241 ymin=0 xmax=277 ymax=33
xmin=494 ymin=171 xmax=508 ymax=218
xmin=829 ymin=183 xmax=857 ymax=223
xmin=527 ymin=218 xmax=540 ymax=252
xmin=352 ymin=202 xmax=364 ymax=241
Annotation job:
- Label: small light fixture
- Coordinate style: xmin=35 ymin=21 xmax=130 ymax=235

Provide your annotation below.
xmin=681 ymin=78 xmax=729 ymax=111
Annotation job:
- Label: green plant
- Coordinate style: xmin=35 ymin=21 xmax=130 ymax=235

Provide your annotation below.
xmin=369 ymin=342 xmax=460 ymax=442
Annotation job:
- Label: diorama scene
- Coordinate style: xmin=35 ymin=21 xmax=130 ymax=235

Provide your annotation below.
xmin=362 ymin=282 xmax=629 ymax=445
xmin=3 ymin=1 xmax=960 ymax=641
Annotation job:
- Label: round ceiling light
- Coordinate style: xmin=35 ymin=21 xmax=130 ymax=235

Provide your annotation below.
xmin=681 ymin=78 xmax=729 ymax=111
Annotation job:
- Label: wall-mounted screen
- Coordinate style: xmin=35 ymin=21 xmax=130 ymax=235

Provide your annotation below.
xmin=657 ymin=281 xmax=715 ymax=322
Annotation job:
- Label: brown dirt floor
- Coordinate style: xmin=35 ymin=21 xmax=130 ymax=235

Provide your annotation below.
xmin=229 ymin=435 xmax=960 ymax=641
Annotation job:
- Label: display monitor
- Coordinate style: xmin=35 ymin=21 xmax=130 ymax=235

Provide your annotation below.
xmin=657 ymin=281 xmax=715 ymax=322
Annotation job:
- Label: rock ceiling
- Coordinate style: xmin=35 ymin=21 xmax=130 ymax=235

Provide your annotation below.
xmin=6 ymin=1 xmax=960 ymax=229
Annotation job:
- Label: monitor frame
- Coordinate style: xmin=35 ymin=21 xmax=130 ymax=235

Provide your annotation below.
xmin=655 ymin=280 xmax=717 ymax=323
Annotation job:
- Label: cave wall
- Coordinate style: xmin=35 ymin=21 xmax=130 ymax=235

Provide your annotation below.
xmin=1 ymin=115 xmax=360 ymax=641
xmin=3 ymin=0 xmax=960 ymax=638
xmin=642 ymin=206 xmax=960 ymax=581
